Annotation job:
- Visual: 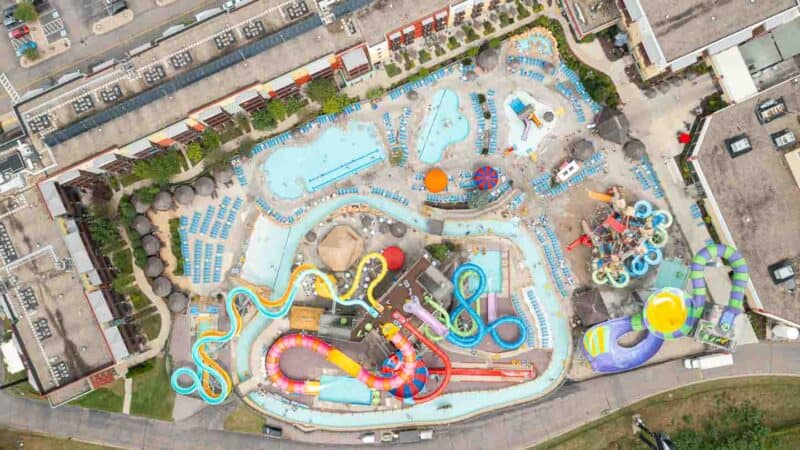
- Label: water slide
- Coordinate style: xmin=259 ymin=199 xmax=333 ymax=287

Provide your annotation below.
xmin=429 ymin=365 xmax=535 ymax=381
xmin=582 ymin=316 xmax=664 ymax=373
xmin=171 ymin=254 xmax=388 ymax=405
xmin=265 ymin=333 xmax=417 ymax=394
xmin=689 ymin=243 xmax=748 ymax=334
xmin=446 ymin=264 xmax=528 ymax=350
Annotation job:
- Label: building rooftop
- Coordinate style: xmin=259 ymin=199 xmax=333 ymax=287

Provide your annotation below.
xmin=0 ymin=189 xmax=114 ymax=393
xmin=563 ymin=0 xmax=620 ymax=38
xmin=634 ymin=0 xmax=798 ymax=62
xmin=692 ymin=78 xmax=800 ymax=325
xmin=353 ymin=0 xmax=452 ymax=46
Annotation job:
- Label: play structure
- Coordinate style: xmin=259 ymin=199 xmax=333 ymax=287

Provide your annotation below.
xmin=510 ymin=97 xmax=542 ymax=141
xmin=569 ymin=187 xmax=673 ymax=288
xmin=582 ymin=243 xmax=749 ymax=373
xmin=173 ymin=260 xmax=534 ymax=405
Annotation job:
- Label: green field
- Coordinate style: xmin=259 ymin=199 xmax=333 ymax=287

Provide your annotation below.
xmin=223 ymin=404 xmax=265 ymax=435
xmin=67 ymin=379 xmax=125 ymax=413
xmin=129 ymin=357 xmax=174 ymax=421
xmin=0 ymin=428 xmax=117 ymax=449
xmin=534 ymin=377 xmax=800 ymax=450
xmin=137 ymin=313 xmax=162 ymax=341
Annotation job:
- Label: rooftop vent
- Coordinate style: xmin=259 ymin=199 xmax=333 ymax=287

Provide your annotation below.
xmin=724 ymin=134 xmax=752 ymax=158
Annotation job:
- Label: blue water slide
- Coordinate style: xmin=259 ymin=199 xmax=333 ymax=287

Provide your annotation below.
xmin=583 ymin=317 xmax=664 ymax=373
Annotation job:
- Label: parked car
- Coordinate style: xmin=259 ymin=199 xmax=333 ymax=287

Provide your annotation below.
xmin=9 ymin=25 xmax=29 ymax=39
xmin=15 ymin=40 xmax=36 ymax=57
xmin=3 ymin=6 xmax=21 ymax=29
xmin=261 ymin=425 xmax=282 ymax=438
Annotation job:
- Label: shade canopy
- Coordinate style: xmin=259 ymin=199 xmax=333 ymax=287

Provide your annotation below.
xmin=168 ymin=292 xmax=188 ymax=313
xmin=153 ymin=191 xmax=173 ymax=211
xmin=195 ymin=176 xmax=215 ymax=196
xmin=174 ymin=185 xmax=195 ymax=206
xmin=473 ymin=166 xmax=499 ymax=190
xmin=142 ymin=235 xmax=161 ymax=256
xmin=132 ymin=215 xmax=152 ymax=236
xmin=153 ymin=276 xmax=173 ymax=297
xmin=145 ymin=257 xmax=164 ymax=278
xmin=318 ymin=225 xmax=364 ymax=272
xmin=383 ymin=246 xmax=405 ymax=271
xmin=424 ymin=168 xmax=448 ymax=193
xmin=389 ymin=222 xmax=407 ymax=238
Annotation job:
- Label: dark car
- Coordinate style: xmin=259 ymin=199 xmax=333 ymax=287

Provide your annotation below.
xmin=3 ymin=6 xmax=21 ymax=29
xmin=262 ymin=425 xmax=282 ymax=438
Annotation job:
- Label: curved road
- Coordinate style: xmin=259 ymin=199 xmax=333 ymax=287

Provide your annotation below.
xmin=0 ymin=342 xmax=797 ymax=449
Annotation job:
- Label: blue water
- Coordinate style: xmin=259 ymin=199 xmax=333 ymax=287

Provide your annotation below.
xmin=262 ymin=122 xmax=386 ymax=199
xmin=416 ymin=89 xmax=470 ymax=164
xmin=469 ymin=250 xmax=502 ymax=293
xmin=236 ymin=193 xmax=572 ymax=428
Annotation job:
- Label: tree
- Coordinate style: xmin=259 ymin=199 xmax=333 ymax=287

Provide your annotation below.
xmin=237 ymin=137 xmax=255 ymax=158
xmin=200 ymin=129 xmax=221 ymax=152
xmin=186 ymin=142 xmax=204 ymax=165
xmin=425 ymin=243 xmax=453 ymax=263
xmin=466 ymin=46 xmax=480 ymax=58
xmin=234 ymin=113 xmax=251 ymax=133
xmin=132 ymin=151 xmax=182 ymax=184
xmin=285 ymin=96 xmax=305 ymax=115
xmin=87 ymin=211 xmax=122 ymax=252
xmin=251 ymin=109 xmax=276 ymax=131
xmin=322 ymin=94 xmax=350 ymax=115
xmin=14 ymin=2 xmax=37 ymax=23
xmin=304 ymin=78 xmax=338 ymax=104
xmin=489 ymin=37 xmax=502 ymax=49
xmin=267 ymin=100 xmax=287 ymax=122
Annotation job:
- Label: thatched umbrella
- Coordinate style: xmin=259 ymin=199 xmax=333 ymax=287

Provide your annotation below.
xmin=477 ymin=48 xmax=499 ymax=72
xmin=570 ymin=139 xmax=595 ymax=160
xmin=153 ymin=191 xmax=173 ymax=211
xmin=132 ymin=215 xmax=152 ymax=236
xmin=142 ymin=234 xmax=161 ymax=256
xmin=145 ymin=257 xmax=164 ymax=278
xmin=304 ymin=230 xmax=317 ymax=242
xmin=623 ymin=139 xmax=647 ymax=161
xmin=132 ymin=194 xmax=151 ymax=214
xmin=361 ymin=215 xmax=374 ymax=228
xmin=406 ymin=90 xmax=419 ymax=101
xmin=389 ymin=222 xmax=407 ymax=238
xmin=195 ymin=176 xmax=215 ymax=197
xmin=318 ymin=225 xmax=364 ymax=272
xmin=153 ymin=276 xmax=173 ymax=297
xmin=507 ymin=59 xmax=521 ymax=71
xmin=542 ymin=111 xmax=555 ymax=122
xmin=174 ymin=185 xmax=195 ymax=206
xmin=595 ymin=107 xmax=630 ymax=145
xmin=465 ymin=71 xmax=478 ymax=82
xmin=214 ymin=166 xmax=234 ymax=184
xmin=168 ymin=292 xmax=188 ymax=313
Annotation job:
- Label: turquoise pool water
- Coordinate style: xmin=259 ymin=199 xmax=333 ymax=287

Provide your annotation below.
xmin=469 ymin=250 xmax=502 ymax=293
xmin=261 ymin=122 xmax=386 ymax=199
xmin=416 ymin=89 xmax=470 ymax=164
xmin=236 ymin=193 xmax=571 ymax=428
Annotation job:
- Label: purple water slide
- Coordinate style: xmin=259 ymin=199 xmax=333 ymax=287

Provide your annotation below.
xmin=583 ymin=317 xmax=664 ymax=373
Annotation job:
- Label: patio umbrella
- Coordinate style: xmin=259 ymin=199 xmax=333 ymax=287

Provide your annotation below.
xmin=473 ymin=166 xmax=499 ymax=191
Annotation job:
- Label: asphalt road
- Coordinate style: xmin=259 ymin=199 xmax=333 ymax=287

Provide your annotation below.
xmin=0 ymin=342 xmax=797 ymax=449
xmin=0 ymin=0 xmax=220 ymax=115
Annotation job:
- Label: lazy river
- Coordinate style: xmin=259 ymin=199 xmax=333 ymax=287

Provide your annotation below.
xmin=237 ymin=192 xmax=571 ymax=429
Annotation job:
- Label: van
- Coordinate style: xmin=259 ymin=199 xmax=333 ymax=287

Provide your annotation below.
xmin=360 ymin=432 xmax=376 ymax=443
xmin=419 ymin=429 xmax=434 ymax=440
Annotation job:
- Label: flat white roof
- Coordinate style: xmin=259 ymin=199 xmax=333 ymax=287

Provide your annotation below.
xmin=87 ymin=290 xmax=113 ymax=324
xmin=39 ymin=181 xmax=67 ymax=218
xmin=710 ymin=47 xmax=758 ymax=104
xmin=102 ymin=326 xmax=129 ymax=362
xmin=1 ymin=340 xmax=24 ymax=373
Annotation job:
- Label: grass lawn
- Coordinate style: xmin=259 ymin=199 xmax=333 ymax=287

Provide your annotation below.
xmin=129 ymin=357 xmax=174 ymax=421
xmin=137 ymin=313 xmax=161 ymax=341
xmin=223 ymin=404 xmax=264 ymax=435
xmin=0 ymin=428 xmax=116 ymax=449
xmin=5 ymin=381 xmax=45 ymax=400
xmin=534 ymin=377 xmax=800 ymax=450
xmin=67 ymin=379 xmax=125 ymax=413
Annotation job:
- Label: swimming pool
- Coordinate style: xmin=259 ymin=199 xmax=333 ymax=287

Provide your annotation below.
xmin=236 ymin=193 xmax=572 ymax=429
xmin=416 ymin=89 xmax=470 ymax=164
xmin=261 ymin=122 xmax=386 ymax=199
xmin=469 ymin=250 xmax=502 ymax=293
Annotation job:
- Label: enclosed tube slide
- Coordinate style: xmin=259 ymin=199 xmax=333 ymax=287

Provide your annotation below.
xmin=446 ymin=263 xmax=528 ymax=350
xmin=404 ymin=297 xmax=449 ymax=338
xmin=690 ymin=243 xmax=749 ymax=334
xmin=265 ymin=333 xmax=417 ymax=394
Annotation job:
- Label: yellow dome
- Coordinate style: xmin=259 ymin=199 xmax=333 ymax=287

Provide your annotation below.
xmin=644 ymin=288 xmax=688 ymax=334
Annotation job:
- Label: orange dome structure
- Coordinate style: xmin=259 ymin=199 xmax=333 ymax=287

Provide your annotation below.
xmin=424 ymin=168 xmax=448 ymax=193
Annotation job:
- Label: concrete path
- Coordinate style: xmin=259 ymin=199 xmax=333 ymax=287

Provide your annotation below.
xmin=122 ymin=378 xmax=132 ymax=415
xmin=0 ymin=342 xmax=796 ymax=449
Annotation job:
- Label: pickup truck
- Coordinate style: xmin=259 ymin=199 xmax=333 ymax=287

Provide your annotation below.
xmin=684 ymin=353 xmax=733 ymax=370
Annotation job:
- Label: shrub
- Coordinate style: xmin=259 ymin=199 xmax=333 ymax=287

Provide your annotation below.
xmin=489 ymin=37 xmax=502 ymax=49
xmin=366 ymin=87 xmax=386 ymax=100
xmin=463 ymin=26 xmax=479 ymax=43
xmin=22 ymin=47 xmax=38 ymax=61
xmin=500 ymin=13 xmax=514 ymax=27
xmin=434 ymin=45 xmax=445 ymax=57
xmin=251 ymin=109 xmax=276 ymax=130
xmin=483 ymin=21 xmax=495 ymax=35
xmin=87 ymin=211 xmax=122 ymax=253
xmin=285 ymin=96 xmax=306 ymax=115
xmin=237 ymin=137 xmax=255 ymax=158
xmin=126 ymin=359 xmax=156 ymax=378
xmin=477 ymin=93 xmax=486 ymax=103
xmin=322 ymin=94 xmax=351 ymax=115
xmin=112 ymin=249 xmax=133 ymax=274
xmin=234 ymin=113 xmax=250 ymax=133
xmin=516 ymin=0 xmax=531 ymax=19
xmin=186 ymin=142 xmax=203 ymax=165
xmin=267 ymin=99 xmax=287 ymax=122
xmin=304 ymin=78 xmax=338 ymax=103
xmin=132 ymin=151 xmax=183 ymax=184
xmin=466 ymin=46 xmax=480 ymax=58
xmin=385 ymin=63 xmax=402 ymax=77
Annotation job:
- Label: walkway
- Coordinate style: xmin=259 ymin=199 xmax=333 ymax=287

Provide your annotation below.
xmin=0 ymin=342 xmax=796 ymax=449
xmin=122 ymin=378 xmax=132 ymax=415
